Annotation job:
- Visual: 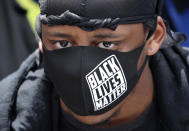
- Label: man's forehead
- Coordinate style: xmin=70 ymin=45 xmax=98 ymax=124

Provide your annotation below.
xmin=42 ymin=24 xmax=141 ymax=35
xmin=39 ymin=0 xmax=158 ymax=18
xmin=42 ymin=24 xmax=145 ymax=42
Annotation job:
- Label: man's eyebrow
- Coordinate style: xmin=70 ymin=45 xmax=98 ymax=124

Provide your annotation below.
xmin=45 ymin=32 xmax=72 ymax=38
xmin=93 ymin=33 xmax=120 ymax=39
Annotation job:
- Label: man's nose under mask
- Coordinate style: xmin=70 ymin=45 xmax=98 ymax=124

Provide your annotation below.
xmin=43 ymin=43 xmax=149 ymax=116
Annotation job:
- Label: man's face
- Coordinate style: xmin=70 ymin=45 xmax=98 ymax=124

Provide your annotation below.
xmin=41 ymin=17 xmax=168 ymax=126
xmin=41 ymin=23 xmax=150 ymax=126
xmin=42 ymin=23 xmax=147 ymax=52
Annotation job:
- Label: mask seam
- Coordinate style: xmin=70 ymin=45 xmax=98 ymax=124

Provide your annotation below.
xmin=137 ymin=56 xmax=149 ymax=81
xmin=80 ymin=47 xmax=88 ymax=115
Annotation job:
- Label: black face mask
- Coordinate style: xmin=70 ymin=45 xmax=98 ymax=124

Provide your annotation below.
xmin=43 ymin=43 xmax=149 ymax=116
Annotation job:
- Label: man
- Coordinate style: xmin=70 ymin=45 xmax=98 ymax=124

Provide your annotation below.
xmin=0 ymin=0 xmax=189 ymax=131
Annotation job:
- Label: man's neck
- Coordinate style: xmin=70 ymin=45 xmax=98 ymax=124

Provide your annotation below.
xmin=99 ymin=63 xmax=154 ymax=128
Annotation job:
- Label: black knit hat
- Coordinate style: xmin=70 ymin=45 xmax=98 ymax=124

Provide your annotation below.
xmin=36 ymin=0 xmax=163 ymax=36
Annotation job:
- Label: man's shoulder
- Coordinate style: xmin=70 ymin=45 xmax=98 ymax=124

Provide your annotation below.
xmin=150 ymin=29 xmax=189 ymax=130
xmin=183 ymin=46 xmax=189 ymax=51
xmin=0 ymin=49 xmax=52 ymax=130
xmin=156 ymin=27 xmax=189 ymax=66
xmin=0 ymin=49 xmax=39 ymax=88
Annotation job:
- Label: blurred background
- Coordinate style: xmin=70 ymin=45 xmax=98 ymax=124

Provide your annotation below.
xmin=0 ymin=0 xmax=189 ymax=80
xmin=162 ymin=0 xmax=189 ymax=46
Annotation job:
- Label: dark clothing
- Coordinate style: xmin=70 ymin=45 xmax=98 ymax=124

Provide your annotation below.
xmin=0 ymin=0 xmax=37 ymax=80
xmin=0 ymin=31 xmax=189 ymax=131
xmin=60 ymin=94 xmax=161 ymax=131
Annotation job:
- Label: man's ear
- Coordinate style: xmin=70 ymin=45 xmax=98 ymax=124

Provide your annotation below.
xmin=35 ymin=15 xmax=43 ymax=53
xmin=38 ymin=40 xmax=43 ymax=53
xmin=146 ymin=16 xmax=166 ymax=56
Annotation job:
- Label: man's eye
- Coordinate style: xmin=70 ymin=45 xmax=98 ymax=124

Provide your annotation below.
xmin=98 ymin=41 xmax=115 ymax=49
xmin=54 ymin=40 xmax=72 ymax=49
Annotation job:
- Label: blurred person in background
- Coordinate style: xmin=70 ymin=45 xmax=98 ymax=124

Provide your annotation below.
xmin=163 ymin=0 xmax=189 ymax=46
xmin=0 ymin=0 xmax=189 ymax=131
xmin=0 ymin=0 xmax=38 ymax=80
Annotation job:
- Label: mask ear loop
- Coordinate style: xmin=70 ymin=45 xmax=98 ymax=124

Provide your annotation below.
xmin=137 ymin=56 xmax=149 ymax=80
xmin=136 ymin=17 xmax=158 ymax=81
